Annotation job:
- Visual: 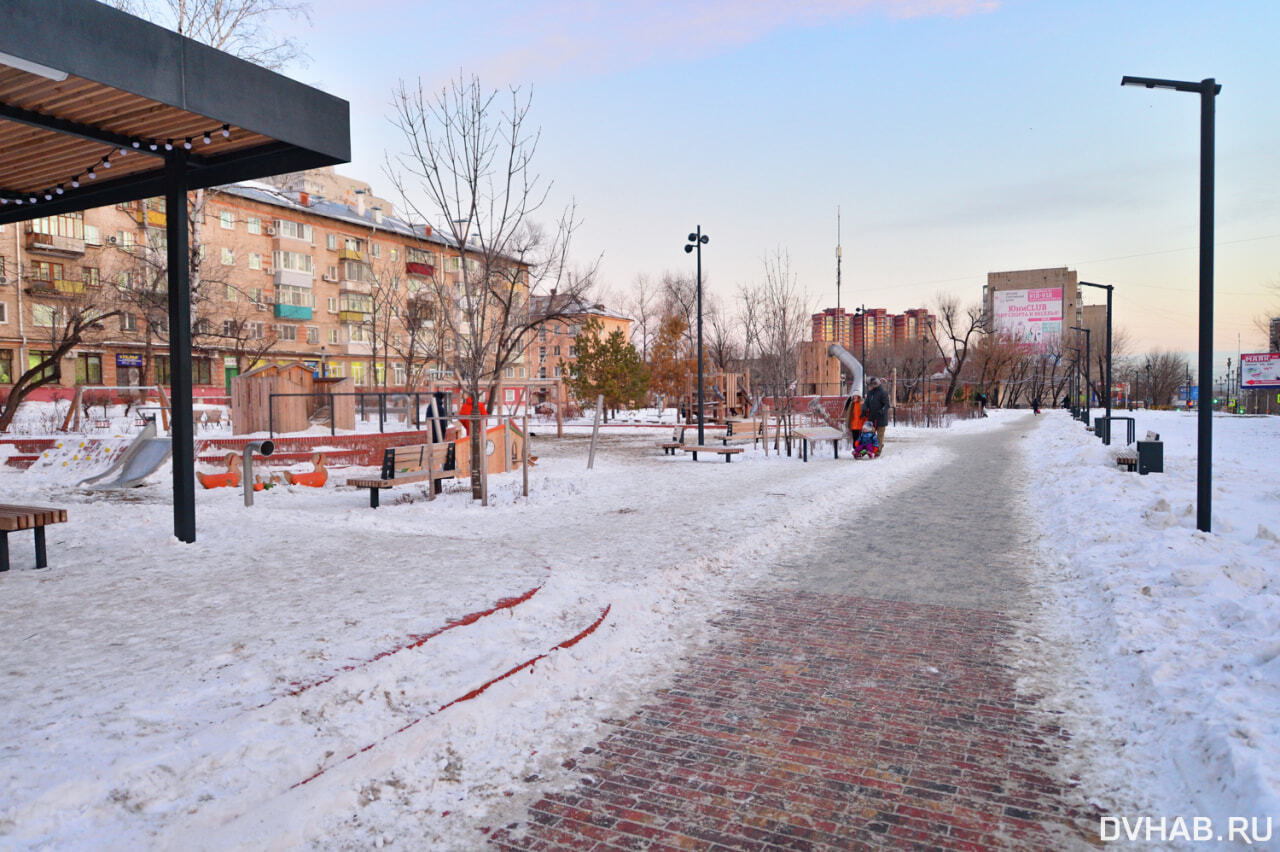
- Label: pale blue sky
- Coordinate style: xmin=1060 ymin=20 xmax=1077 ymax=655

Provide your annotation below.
xmin=281 ymin=0 xmax=1279 ymax=357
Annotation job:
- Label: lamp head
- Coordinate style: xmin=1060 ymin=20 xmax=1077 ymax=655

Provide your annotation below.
xmin=687 ymin=233 xmax=697 ymax=243
xmin=684 ymin=244 xmax=694 ymax=254
xmin=700 ymin=235 xmax=709 ymax=245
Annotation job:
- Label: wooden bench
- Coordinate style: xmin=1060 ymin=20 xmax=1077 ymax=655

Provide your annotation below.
xmin=721 ymin=419 xmax=764 ymax=447
xmin=0 ymin=504 xmax=68 ymax=571
xmin=657 ymin=426 xmax=686 ymax=456
xmin=680 ymin=444 xmax=744 ymax=462
xmin=346 ymin=443 xmax=455 ymax=508
xmin=1114 ymin=451 xmax=1138 ymax=472
xmin=795 ymin=427 xmax=845 ymax=462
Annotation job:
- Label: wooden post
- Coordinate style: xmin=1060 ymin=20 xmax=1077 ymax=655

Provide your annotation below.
xmin=155 ymin=384 xmax=172 ymax=432
xmin=62 ymin=387 xmax=83 ymax=432
xmin=556 ymin=381 xmax=564 ymax=438
xmin=426 ymin=424 xmax=436 ymax=502
xmin=587 ymin=393 xmax=603 ymax=470
xmin=522 ymin=412 xmax=529 ymax=498
xmin=479 ymin=412 xmax=489 ymax=507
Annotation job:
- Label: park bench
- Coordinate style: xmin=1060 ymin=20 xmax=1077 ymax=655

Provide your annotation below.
xmin=346 ymin=443 xmax=455 ymax=508
xmin=680 ymin=444 xmax=744 ymax=462
xmin=795 ymin=426 xmax=845 ymax=461
xmin=1114 ymin=450 xmax=1138 ymax=472
xmin=657 ymin=425 xmax=686 ymax=456
xmin=1114 ymin=431 xmax=1163 ymax=475
xmin=721 ymin=419 xmax=765 ymax=448
xmin=0 ymin=504 xmax=68 ymax=571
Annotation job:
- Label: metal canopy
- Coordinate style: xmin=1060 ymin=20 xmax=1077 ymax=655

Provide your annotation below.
xmin=0 ymin=0 xmax=351 ymax=542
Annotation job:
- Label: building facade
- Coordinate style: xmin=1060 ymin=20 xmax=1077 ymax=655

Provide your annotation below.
xmin=984 ymin=267 xmax=1082 ymax=348
xmin=0 ymin=177 xmax=534 ymax=400
xmin=811 ymin=305 xmax=935 ymax=352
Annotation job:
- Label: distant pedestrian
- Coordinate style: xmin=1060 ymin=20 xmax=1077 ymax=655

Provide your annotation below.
xmin=864 ymin=377 xmax=890 ymax=452
xmin=1032 ymin=396 xmax=1041 ymax=415
xmin=976 ymin=391 xmax=989 ymax=417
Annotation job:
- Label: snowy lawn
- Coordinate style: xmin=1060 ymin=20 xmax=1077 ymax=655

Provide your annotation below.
xmin=0 ymin=421 xmax=945 ymax=850
xmin=1021 ymin=409 xmax=1280 ymax=831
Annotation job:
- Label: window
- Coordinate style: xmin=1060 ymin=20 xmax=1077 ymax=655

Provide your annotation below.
xmin=275 ymin=219 xmax=313 ymax=241
xmin=339 ymin=294 xmax=372 ymax=313
xmin=328 ymin=328 xmax=339 ymax=344
xmin=327 ymin=361 xmax=344 ymax=377
xmin=226 ymin=285 xmax=238 ymax=302
xmin=84 ymin=224 xmax=101 ymax=245
xmin=370 ymin=242 xmax=381 ymax=258
xmin=538 ymin=327 xmax=547 ymax=341
xmin=326 ymin=265 xmax=338 ymax=280
xmin=448 ymin=257 xmax=461 ymax=271
xmin=276 ymin=284 xmax=316 ymax=308
xmin=193 ymin=358 xmax=214 ymax=385
xmin=32 ymin=261 xmax=64 ymax=282
xmin=306 ymin=326 xmax=319 ymax=344
xmin=75 ymin=353 xmax=103 ymax=385
xmin=80 ymin=267 xmax=99 ymax=287
xmin=553 ymin=345 xmax=561 ymax=356
xmin=220 ymin=209 xmax=235 ymax=230
xmin=249 ymin=287 xmax=263 ymax=303
xmin=30 ymin=212 xmax=84 ymax=239
xmin=538 ymin=346 xmax=546 ymax=359
xmin=552 ymin=366 xmax=561 ymax=378
xmin=247 ymin=216 xmax=261 ymax=235
xmin=393 ymin=363 xmax=406 ymax=385
xmin=28 ymin=351 xmax=55 ymax=382
xmin=154 ymin=355 xmax=171 ymax=385
xmin=346 ymin=324 xmax=371 ymax=343
xmin=327 ymin=296 xmax=338 ymax=313
xmin=223 ymin=319 xmax=239 ymax=337
xmin=0 ymin=303 xmax=6 ymax=323
xmin=221 ymin=247 xmax=235 ymax=266
xmin=248 ymin=252 xmax=262 ymax=270
xmin=0 ymin=350 xmax=11 ymax=382
xmin=195 ymin=318 xmax=212 ymax=336
xmin=390 ymin=248 xmax=398 ymax=262
xmin=33 ymin=304 xmax=57 ymax=327
xmin=277 ymin=324 xmax=298 ymax=341
xmin=568 ymin=345 xmax=577 ymax=358
xmin=326 ymin=234 xmax=337 ymax=251
xmin=569 ymin=324 xmax=580 ymax=336
xmin=248 ymin=322 xmax=265 ymax=340
xmin=350 ymin=362 xmax=365 ymax=384
xmin=272 ymin=250 xmax=313 ymax=274
xmin=504 ymin=366 xmax=514 ymax=378
xmin=407 ymin=247 xmax=434 ymax=264
xmin=339 ymin=259 xmax=370 ymax=282
xmin=538 ymin=367 xmax=547 ymax=379
xmin=116 ymin=230 xmax=134 ymax=250
xmin=120 ymin=313 xmax=137 ymax=332
xmin=116 ymin=272 xmax=132 ymax=290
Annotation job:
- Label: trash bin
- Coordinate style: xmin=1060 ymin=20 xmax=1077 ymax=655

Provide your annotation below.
xmin=1094 ymin=421 xmax=1105 ymax=439
xmin=1137 ymin=439 xmax=1163 ymax=475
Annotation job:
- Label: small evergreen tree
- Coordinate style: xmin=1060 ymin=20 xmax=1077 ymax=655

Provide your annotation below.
xmin=565 ymin=318 xmax=649 ymax=421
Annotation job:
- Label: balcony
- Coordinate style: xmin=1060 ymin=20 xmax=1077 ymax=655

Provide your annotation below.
xmin=26 ymin=278 xmax=91 ymax=298
xmin=274 ymin=304 xmax=313 ymax=320
xmin=24 ymin=230 xmax=85 ymax=257
xmin=338 ymin=279 xmax=371 ymax=295
xmin=338 ymin=310 xmax=369 ymax=323
xmin=338 ymin=247 xmax=363 ymax=261
xmin=273 ymin=268 xmax=313 ymax=288
xmin=405 ymin=261 xmax=435 ymax=277
xmin=134 ymin=208 xmax=167 ymax=227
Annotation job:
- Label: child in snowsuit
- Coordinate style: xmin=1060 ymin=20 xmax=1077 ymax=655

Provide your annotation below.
xmin=854 ymin=419 xmax=881 ymax=458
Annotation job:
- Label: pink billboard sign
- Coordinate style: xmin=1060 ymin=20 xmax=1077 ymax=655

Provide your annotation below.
xmin=993 ymin=287 xmax=1063 ymax=346
xmin=1241 ymin=352 xmax=1280 ymax=388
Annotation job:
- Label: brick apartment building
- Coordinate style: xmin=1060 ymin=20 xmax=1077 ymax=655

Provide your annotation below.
xmin=0 ymin=169 xmax=542 ymax=400
xmin=811 ymin=306 xmax=935 ymax=351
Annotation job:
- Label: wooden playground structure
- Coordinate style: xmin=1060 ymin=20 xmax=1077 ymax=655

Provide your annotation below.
xmin=681 ymin=371 xmax=752 ymax=424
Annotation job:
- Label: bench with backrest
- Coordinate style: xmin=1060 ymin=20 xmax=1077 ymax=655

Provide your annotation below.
xmin=0 ymin=504 xmax=68 ymax=571
xmin=346 ymin=443 xmax=454 ymax=508
xmin=657 ymin=424 xmax=686 ymax=456
xmin=721 ymin=419 xmax=765 ymax=447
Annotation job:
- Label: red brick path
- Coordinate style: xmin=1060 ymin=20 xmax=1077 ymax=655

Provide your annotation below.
xmin=491 ymin=590 xmax=1098 ymax=850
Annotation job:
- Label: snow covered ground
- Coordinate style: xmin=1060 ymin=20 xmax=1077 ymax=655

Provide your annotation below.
xmin=0 ymin=406 xmax=1275 ymax=849
xmin=1019 ymin=409 xmax=1280 ymax=841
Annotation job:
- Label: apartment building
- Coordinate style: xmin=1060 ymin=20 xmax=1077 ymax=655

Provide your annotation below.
xmin=811 ymin=305 xmax=935 ymax=352
xmin=0 ymin=178 xmax=527 ymax=398
xmin=527 ymin=295 xmax=631 ymax=402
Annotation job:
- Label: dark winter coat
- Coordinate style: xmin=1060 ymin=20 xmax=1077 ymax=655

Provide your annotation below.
xmin=864 ymin=384 xmax=890 ymax=427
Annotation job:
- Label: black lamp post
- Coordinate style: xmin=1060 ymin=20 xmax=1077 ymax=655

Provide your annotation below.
xmin=1123 ymin=74 xmax=1219 ymax=532
xmin=1079 ymin=281 xmax=1115 ymax=443
xmin=1069 ymin=347 xmax=1082 ymax=417
xmin=684 ymin=226 xmax=709 ymax=446
xmin=1071 ymin=325 xmax=1091 ymax=427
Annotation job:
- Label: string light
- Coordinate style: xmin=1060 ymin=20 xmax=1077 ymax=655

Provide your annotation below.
xmin=6 ymin=121 xmax=233 ymax=207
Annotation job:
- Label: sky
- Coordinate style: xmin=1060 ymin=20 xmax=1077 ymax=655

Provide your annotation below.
xmin=275 ymin=0 xmax=1280 ymax=361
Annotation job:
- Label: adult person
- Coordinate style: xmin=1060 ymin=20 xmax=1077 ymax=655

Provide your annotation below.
xmin=864 ymin=376 xmax=890 ymax=453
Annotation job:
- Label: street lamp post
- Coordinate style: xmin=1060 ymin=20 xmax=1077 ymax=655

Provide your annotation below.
xmin=854 ymin=304 xmax=867 ymax=397
xmin=1071 ymin=325 xmax=1091 ymax=427
xmin=1123 ymin=74 xmax=1220 ymax=532
xmin=1079 ymin=281 xmax=1115 ymax=443
xmin=684 ymin=226 xmax=710 ymax=446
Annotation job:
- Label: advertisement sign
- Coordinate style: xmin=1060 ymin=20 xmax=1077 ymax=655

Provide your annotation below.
xmin=993 ymin=288 xmax=1063 ymax=348
xmin=1241 ymin=352 xmax=1280 ymax=388
xmin=115 ymin=354 xmax=143 ymax=368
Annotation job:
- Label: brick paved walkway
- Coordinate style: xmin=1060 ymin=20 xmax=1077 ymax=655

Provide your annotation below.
xmin=493 ymin=420 xmax=1100 ymax=850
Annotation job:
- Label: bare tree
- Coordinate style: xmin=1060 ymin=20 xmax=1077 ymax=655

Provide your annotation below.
xmin=108 ymin=0 xmax=310 ymax=69
xmin=703 ymin=293 xmax=739 ymax=374
xmin=387 ymin=75 xmax=596 ymax=499
xmin=623 ymin=274 xmax=659 ymax=360
xmin=740 ymin=249 xmax=809 ymax=452
xmin=928 ymin=294 xmax=988 ymax=405
xmin=0 ymin=289 xmax=122 ymax=432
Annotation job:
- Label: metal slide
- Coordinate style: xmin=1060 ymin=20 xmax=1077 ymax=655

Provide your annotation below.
xmin=827 ymin=343 xmax=864 ymax=394
xmin=78 ymin=422 xmax=174 ymax=490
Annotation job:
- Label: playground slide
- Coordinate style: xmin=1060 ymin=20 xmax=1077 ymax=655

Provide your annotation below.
xmin=827 ymin=343 xmax=864 ymax=393
xmin=78 ymin=422 xmax=174 ymax=490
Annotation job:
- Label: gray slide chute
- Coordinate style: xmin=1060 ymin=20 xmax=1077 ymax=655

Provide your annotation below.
xmin=827 ymin=343 xmax=864 ymax=393
xmin=78 ymin=421 xmax=173 ymax=490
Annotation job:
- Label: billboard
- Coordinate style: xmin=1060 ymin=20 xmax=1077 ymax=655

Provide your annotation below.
xmin=1241 ymin=352 xmax=1280 ymax=389
xmin=993 ymin=287 xmax=1063 ymax=347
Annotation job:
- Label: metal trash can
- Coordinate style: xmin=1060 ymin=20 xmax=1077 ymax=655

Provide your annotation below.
xmin=1137 ymin=440 xmax=1163 ymax=475
xmin=1094 ymin=421 xmax=1105 ymax=439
